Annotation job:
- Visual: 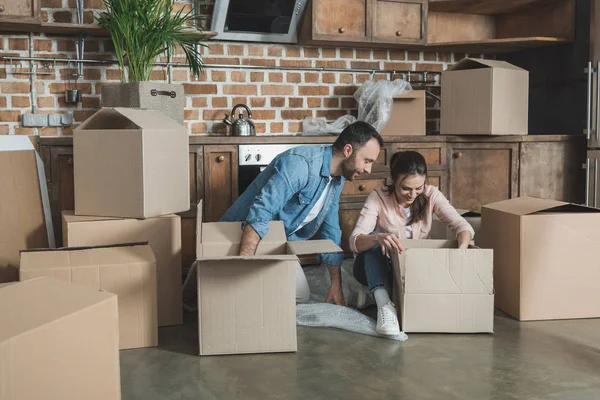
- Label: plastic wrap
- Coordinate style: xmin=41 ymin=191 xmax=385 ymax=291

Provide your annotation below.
xmin=302 ymin=115 xmax=357 ymax=136
xmin=354 ymin=79 xmax=413 ymax=133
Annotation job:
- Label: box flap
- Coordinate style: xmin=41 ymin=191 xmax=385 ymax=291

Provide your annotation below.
xmin=286 ymin=239 xmax=343 ymax=256
xmin=0 ymin=135 xmax=35 ymax=152
xmin=62 ymin=210 xmax=176 ymax=223
xmin=447 ymin=58 xmax=526 ymax=72
xmin=455 ymin=209 xmax=481 ymax=217
xmin=198 ymin=255 xmax=298 ymax=262
xmin=392 ymin=90 xmax=425 ymax=100
xmin=482 ymin=196 xmax=568 ymax=216
xmin=201 ymin=221 xmax=287 ymax=245
xmin=0 ymin=277 xmax=115 ymax=343
xmin=74 ymin=108 xmax=141 ymax=131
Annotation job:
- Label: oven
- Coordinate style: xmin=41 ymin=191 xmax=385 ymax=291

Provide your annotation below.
xmin=238 ymin=144 xmax=303 ymax=194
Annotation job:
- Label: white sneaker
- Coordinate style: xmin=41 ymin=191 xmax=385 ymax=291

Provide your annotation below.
xmin=376 ymin=302 xmax=400 ymax=336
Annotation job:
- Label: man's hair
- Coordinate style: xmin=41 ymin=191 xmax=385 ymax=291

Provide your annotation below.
xmin=332 ymin=121 xmax=384 ymax=154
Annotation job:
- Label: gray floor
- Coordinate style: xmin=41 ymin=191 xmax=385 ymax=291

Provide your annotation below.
xmin=120 ymin=308 xmax=600 ymax=400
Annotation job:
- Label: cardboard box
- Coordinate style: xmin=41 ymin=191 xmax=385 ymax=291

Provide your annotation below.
xmin=20 ymin=243 xmax=158 ymax=350
xmin=73 ymin=107 xmax=190 ymax=219
xmin=62 ymin=211 xmax=182 ymax=326
xmin=440 ymin=58 xmax=529 ymax=135
xmin=430 ymin=209 xmax=482 ymax=245
xmin=0 ymin=277 xmax=121 ymax=400
xmin=195 ymin=203 xmax=343 ymax=355
xmin=0 ymin=136 xmax=55 ymax=283
xmin=481 ymin=196 xmax=600 ymax=321
xmin=380 ymin=90 xmax=426 ymax=136
xmin=392 ymin=239 xmax=494 ymax=333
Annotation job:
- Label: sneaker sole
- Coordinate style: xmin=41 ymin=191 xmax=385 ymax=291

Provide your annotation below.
xmin=377 ymin=326 xmax=401 ymax=336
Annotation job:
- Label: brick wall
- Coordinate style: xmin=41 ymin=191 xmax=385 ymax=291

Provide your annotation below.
xmin=0 ymin=2 xmax=470 ymax=136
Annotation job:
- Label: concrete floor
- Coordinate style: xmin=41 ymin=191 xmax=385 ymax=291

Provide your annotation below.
xmin=121 ymin=309 xmax=600 ymax=400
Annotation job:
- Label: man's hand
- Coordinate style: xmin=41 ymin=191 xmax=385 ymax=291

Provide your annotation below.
xmin=324 ymin=265 xmax=345 ymax=306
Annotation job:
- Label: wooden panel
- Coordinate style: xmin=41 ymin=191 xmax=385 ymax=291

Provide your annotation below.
xmin=427 ymin=11 xmax=495 ymax=43
xmin=49 ymin=148 xmax=74 ymax=247
xmin=0 ymin=0 xmax=36 ymax=18
xmin=520 ymin=141 xmax=586 ymax=205
xmin=189 ymin=145 xmax=204 ymax=206
xmin=372 ymin=0 xmax=427 ymax=43
xmin=339 ymin=203 xmax=365 ymax=254
xmin=376 ymin=145 xmax=388 ymax=165
xmin=426 ymin=37 xmax=567 ymax=54
xmin=181 ymin=217 xmax=197 ymax=268
xmin=448 ymin=143 xmax=519 ymax=212
xmin=496 ymin=0 xmax=575 ymax=40
xmin=391 ymin=143 xmax=446 ymax=170
xmin=203 ymin=145 xmax=238 ymax=222
xmin=342 ymin=178 xmax=386 ymax=196
xmin=587 ymin=150 xmax=600 ymax=208
xmin=313 ymin=0 xmax=370 ymax=42
xmin=428 ymin=0 xmax=555 ymax=14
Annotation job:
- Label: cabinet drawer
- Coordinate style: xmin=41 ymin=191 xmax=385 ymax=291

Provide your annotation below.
xmin=313 ymin=0 xmax=369 ymax=42
xmin=372 ymin=0 xmax=427 ymax=44
xmin=342 ymin=177 xmax=386 ymax=197
xmin=391 ymin=143 xmax=446 ymax=170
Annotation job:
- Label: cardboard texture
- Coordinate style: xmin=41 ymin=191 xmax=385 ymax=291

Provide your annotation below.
xmin=73 ymin=107 xmax=190 ymax=219
xmin=19 ymin=243 xmax=158 ymax=350
xmin=0 ymin=278 xmax=121 ymax=400
xmin=0 ymin=136 xmax=55 ymax=283
xmin=380 ymin=90 xmax=426 ymax=136
xmin=62 ymin=211 xmax=183 ymax=326
xmin=481 ymin=196 xmax=600 ymax=321
xmin=392 ymin=239 xmax=494 ymax=333
xmin=430 ymin=209 xmax=482 ymax=245
xmin=440 ymin=58 xmax=529 ymax=135
xmin=195 ymin=202 xmax=342 ymax=356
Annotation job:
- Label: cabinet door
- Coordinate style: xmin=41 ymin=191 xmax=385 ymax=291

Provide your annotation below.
xmin=587 ymin=150 xmax=600 ymax=208
xmin=339 ymin=203 xmax=364 ymax=255
xmin=312 ymin=0 xmax=371 ymax=43
xmin=203 ymin=145 xmax=238 ymax=222
xmin=48 ymin=147 xmax=74 ymax=247
xmin=0 ymin=0 xmax=37 ymax=18
xmin=372 ymin=0 xmax=427 ymax=44
xmin=181 ymin=145 xmax=203 ymax=268
xmin=391 ymin=143 xmax=446 ymax=171
xmin=448 ymin=143 xmax=519 ymax=212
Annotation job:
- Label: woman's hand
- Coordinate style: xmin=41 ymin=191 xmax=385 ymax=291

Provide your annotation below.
xmin=376 ymin=233 xmax=403 ymax=255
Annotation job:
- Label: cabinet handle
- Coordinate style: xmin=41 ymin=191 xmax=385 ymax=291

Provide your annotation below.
xmin=338 ymin=27 xmax=345 ymax=34
xmin=68 ymin=158 xmax=73 ymax=165
xmin=454 ymin=152 xmax=463 ymax=159
xmin=358 ymin=184 xmax=366 ymax=191
xmin=396 ymin=30 xmax=403 ymax=37
xmin=217 ymin=155 xmax=225 ymax=162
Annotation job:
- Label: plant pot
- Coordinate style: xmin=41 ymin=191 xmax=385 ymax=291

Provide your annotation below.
xmin=101 ymin=82 xmax=185 ymax=124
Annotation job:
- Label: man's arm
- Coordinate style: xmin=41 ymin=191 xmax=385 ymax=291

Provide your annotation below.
xmin=318 ymin=196 xmax=345 ymax=305
xmin=239 ymin=224 xmax=261 ymax=256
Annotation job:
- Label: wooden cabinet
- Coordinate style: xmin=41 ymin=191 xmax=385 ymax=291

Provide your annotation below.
xmin=0 ymin=0 xmax=38 ymax=20
xmin=312 ymin=0 xmax=370 ymax=43
xmin=587 ymin=150 xmax=600 ymax=208
xmin=447 ymin=143 xmax=519 ymax=212
xmin=372 ymin=0 xmax=427 ymax=44
xmin=48 ymin=147 xmax=75 ymax=247
xmin=202 ymin=145 xmax=238 ymax=222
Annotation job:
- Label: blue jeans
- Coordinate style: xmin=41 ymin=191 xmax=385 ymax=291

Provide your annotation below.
xmin=352 ymin=245 xmax=394 ymax=296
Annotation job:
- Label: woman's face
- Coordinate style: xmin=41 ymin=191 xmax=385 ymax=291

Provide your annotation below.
xmin=395 ymin=174 xmax=426 ymax=205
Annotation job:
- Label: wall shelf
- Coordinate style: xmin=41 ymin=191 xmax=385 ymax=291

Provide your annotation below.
xmin=428 ymin=0 xmax=559 ymax=14
xmin=427 ymin=37 xmax=568 ymax=53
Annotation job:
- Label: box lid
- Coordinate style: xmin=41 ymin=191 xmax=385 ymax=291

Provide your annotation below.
xmin=62 ymin=210 xmax=176 ymax=223
xmin=0 ymin=277 xmax=115 ymax=344
xmin=287 ymin=240 xmax=343 ymax=255
xmin=447 ymin=58 xmax=526 ymax=72
xmin=482 ymin=196 xmax=600 ymax=216
xmin=75 ymin=107 xmax=185 ymax=132
xmin=392 ymin=90 xmax=425 ymax=100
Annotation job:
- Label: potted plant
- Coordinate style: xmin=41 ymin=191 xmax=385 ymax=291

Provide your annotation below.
xmin=96 ymin=0 xmax=207 ymax=124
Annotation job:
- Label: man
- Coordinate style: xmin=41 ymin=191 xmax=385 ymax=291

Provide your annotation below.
xmin=220 ymin=121 xmax=383 ymax=305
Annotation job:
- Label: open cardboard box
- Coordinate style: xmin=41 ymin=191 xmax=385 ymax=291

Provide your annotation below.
xmin=194 ymin=201 xmax=342 ymax=356
xmin=430 ymin=209 xmax=482 ymax=245
xmin=391 ymin=239 xmax=494 ymax=333
xmin=380 ymin=90 xmax=426 ymax=136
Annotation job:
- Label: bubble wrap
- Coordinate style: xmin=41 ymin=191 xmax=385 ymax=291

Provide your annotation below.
xmin=354 ymin=79 xmax=413 ymax=133
xmin=297 ymin=259 xmax=408 ymax=342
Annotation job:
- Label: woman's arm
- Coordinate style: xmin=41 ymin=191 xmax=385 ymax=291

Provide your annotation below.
xmin=355 ymin=232 xmax=403 ymax=254
xmin=457 ymin=230 xmax=472 ymax=249
xmin=430 ymin=188 xmax=475 ymax=247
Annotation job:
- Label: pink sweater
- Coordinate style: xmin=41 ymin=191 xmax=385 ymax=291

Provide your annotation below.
xmin=348 ymin=185 xmax=475 ymax=253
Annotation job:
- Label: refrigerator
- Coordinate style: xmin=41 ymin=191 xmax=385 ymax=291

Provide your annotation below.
xmin=587 ymin=0 xmax=600 ymax=208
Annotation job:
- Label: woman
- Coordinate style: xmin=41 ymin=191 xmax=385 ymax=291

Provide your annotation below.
xmin=349 ymin=151 xmax=474 ymax=336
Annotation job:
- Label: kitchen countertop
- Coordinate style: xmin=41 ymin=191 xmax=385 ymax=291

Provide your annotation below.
xmin=37 ymin=133 xmax=586 ymax=146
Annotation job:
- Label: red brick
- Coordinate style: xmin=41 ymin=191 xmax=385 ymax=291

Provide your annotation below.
xmin=356 ymin=74 xmax=371 ymax=84
xmin=269 ymin=72 xmax=283 ymax=83
xmin=390 ymin=50 xmax=406 ymax=61
xmin=12 ymin=96 xmax=30 ymax=108
xmin=192 ymin=97 xmax=208 ymax=108
xmin=438 ymin=53 xmax=453 ymax=62
xmin=270 ymin=97 xmax=285 ymax=108
xmin=241 ymin=58 xmax=276 ymax=67
xmin=223 ymin=85 xmax=257 ymax=95
xmin=232 ymin=97 xmax=248 ymax=106
xmin=37 ymin=96 xmax=54 ymax=108
xmin=248 ymin=45 xmax=264 ymax=57
xmin=322 ymin=48 xmax=337 ymax=58
xmin=9 ymin=39 xmax=28 ymax=51
xmin=289 ymin=98 xmax=303 ymax=108
xmin=334 ymin=86 xmax=358 ymax=96
xmin=212 ymin=97 xmax=228 ymax=108
xmin=15 ymin=127 xmax=36 ymax=135
xmin=53 ymin=11 xmax=73 ymax=23
xmin=211 ymin=70 xmax=226 ymax=82
xmin=150 ymin=70 xmax=167 ymax=81
xmin=184 ymin=110 xmax=199 ymax=120
xmin=0 ymin=96 xmax=6 ymax=108
xmin=83 ymin=68 xmax=101 ymax=81
xmin=303 ymin=47 xmax=319 ymax=58
xmin=407 ymin=51 xmax=421 ymax=61
xmin=307 ymin=98 xmax=322 ymax=108
xmin=203 ymin=109 xmax=229 ymax=120
xmin=184 ymin=84 xmax=218 ymax=94
xmin=0 ymin=111 xmax=22 ymax=122
xmin=384 ymin=62 xmax=413 ymax=71
xmin=38 ymin=127 xmax=59 ymax=136
xmin=268 ymin=46 xmax=284 ymax=57
xmin=207 ymin=44 xmax=224 ymax=55
xmin=252 ymin=110 xmax=276 ymax=119
xmin=316 ymin=61 xmax=347 ymax=69
xmin=423 ymin=52 xmax=437 ymax=62
xmin=286 ymin=47 xmax=301 ymax=58
xmin=255 ymin=123 xmax=266 ymax=134
xmin=299 ymin=86 xmax=329 ymax=96
xmin=324 ymin=98 xmax=339 ymax=108
xmin=204 ymin=57 xmax=240 ymax=65
xmin=270 ymin=122 xmax=284 ymax=133
xmin=0 ymin=125 xmax=9 ymax=134
xmin=288 ymin=122 xmax=302 ymax=133
xmin=62 ymin=127 xmax=74 ymax=136
xmin=416 ymin=63 xmax=444 ymax=72
xmin=251 ymin=72 xmax=264 ymax=82
xmin=322 ymin=73 xmax=336 ymax=84
xmin=305 ymin=73 xmax=319 ymax=84
xmin=341 ymin=97 xmax=356 ymax=109
xmin=106 ymin=69 xmax=122 ymax=81
xmin=0 ymin=68 xmax=5 ymax=79
xmin=356 ymin=49 xmax=372 ymax=59
xmin=34 ymin=39 xmax=53 ymax=52
xmin=84 ymin=11 xmax=94 ymax=24
xmin=85 ymin=0 xmax=105 ymax=8
xmin=340 ymin=74 xmax=353 ymax=84
xmin=231 ymin=71 xmax=247 ymax=82
xmin=1 ymin=82 xmax=31 ymax=93
xmin=373 ymin=50 xmax=388 ymax=60
xmin=191 ymin=122 xmax=207 ymax=133
xmin=82 ymin=96 xmax=100 ymax=109
xmin=317 ymin=110 xmax=347 ymax=120
xmin=228 ymin=45 xmax=245 ymax=56
xmin=74 ymin=110 xmax=95 ymax=122
xmin=351 ymin=61 xmax=380 ymax=70
xmin=41 ymin=10 xmax=49 ymax=22
xmin=251 ymin=97 xmax=266 ymax=108
xmin=57 ymin=40 xmax=75 ymax=52
xmin=339 ymin=49 xmax=354 ymax=59
xmin=261 ymin=85 xmax=294 ymax=96
xmin=287 ymin=73 xmax=301 ymax=83
xmin=280 ymin=60 xmax=312 ymax=68
xmin=282 ymin=110 xmax=313 ymax=120
xmin=172 ymin=70 xmax=189 ymax=81
xmin=84 ymin=41 xmax=100 ymax=53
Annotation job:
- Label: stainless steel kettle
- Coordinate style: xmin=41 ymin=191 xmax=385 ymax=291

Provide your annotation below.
xmin=223 ymin=104 xmax=256 ymax=136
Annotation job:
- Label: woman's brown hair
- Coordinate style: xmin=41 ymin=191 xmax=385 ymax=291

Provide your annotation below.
xmin=384 ymin=151 xmax=429 ymax=225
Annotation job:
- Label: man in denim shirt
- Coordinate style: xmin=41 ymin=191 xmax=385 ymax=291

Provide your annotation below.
xmin=221 ymin=121 xmax=383 ymax=305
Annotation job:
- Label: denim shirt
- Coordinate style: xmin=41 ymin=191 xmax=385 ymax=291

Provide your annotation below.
xmin=220 ymin=145 xmax=345 ymax=267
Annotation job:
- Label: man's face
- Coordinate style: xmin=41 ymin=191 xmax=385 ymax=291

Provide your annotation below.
xmin=342 ymin=138 xmax=380 ymax=181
